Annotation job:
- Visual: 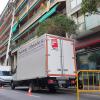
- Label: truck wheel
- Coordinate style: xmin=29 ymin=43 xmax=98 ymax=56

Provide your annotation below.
xmin=31 ymin=83 xmax=39 ymax=91
xmin=11 ymin=82 xmax=15 ymax=90
xmin=48 ymin=86 xmax=56 ymax=93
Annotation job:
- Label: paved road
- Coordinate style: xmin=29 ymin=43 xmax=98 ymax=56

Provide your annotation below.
xmin=0 ymin=87 xmax=100 ymax=100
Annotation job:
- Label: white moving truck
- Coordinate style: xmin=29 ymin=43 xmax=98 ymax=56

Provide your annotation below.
xmin=0 ymin=66 xmax=12 ymax=86
xmin=11 ymin=34 xmax=76 ymax=91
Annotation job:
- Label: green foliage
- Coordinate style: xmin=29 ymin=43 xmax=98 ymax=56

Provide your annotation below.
xmin=81 ymin=0 xmax=100 ymax=15
xmin=35 ymin=14 xmax=77 ymax=37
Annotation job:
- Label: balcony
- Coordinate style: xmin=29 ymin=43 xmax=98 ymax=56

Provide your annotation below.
xmin=0 ymin=38 xmax=8 ymax=47
xmin=12 ymin=32 xmax=35 ymax=51
xmin=85 ymin=14 xmax=100 ymax=31
xmin=17 ymin=2 xmax=60 ymax=36
xmin=0 ymin=34 xmax=9 ymax=45
xmin=15 ymin=0 xmax=24 ymax=11
xmin=19 ymin=6 xmax=27 ymax=19
xmin=0 ymin=12 xmax=12 ymax=29
xmin=76 ymin=14 xmax=100 ymax=39
xmin=0 ymin=23 xmax=11 ymax=38
xmin=19 ymin=9 xmax=46 ymax=35
xmin=14 ymin=0 xmax=62 ymax=29
xmin=50 ymin=0 xmax=65 ymax=7
xmin=12 ymin=0 xmax=60 ymax=41
xmin=14 ymin=0 xmax=38 ymax=26
xmin=0 ymin=49 xmax=7 ymax=58
xmin=28 ymin=0 xmax=38 ymax=9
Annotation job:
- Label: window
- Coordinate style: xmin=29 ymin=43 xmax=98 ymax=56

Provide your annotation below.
xmin=71 ymin=0 xmax=77 ymax=9
xmin=71 ymin=0 xmax=82 ymax=9
xmin=71 ymin=11 xmax=85 ymax=31
xmin=0 ymin=71 xmax=11 ymax=76
xmin=77 ymin=0 xmax=82 ymax=5
xmin=77 ymin=50 xmax=100 ymax=70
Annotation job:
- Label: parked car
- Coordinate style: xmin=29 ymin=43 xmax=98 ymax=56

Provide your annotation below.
xmin=0 ymin=66 xmax=12 ymax=86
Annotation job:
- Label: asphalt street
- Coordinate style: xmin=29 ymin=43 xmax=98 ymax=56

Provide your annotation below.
xmin=0 ymin=87 xmax=100 ymax=100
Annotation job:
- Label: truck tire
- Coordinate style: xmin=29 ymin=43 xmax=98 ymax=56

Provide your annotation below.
xmin=11 ymin=81 xmax=15 ymax=90
xmin=48 ymin=85 xmax=56 ymax=93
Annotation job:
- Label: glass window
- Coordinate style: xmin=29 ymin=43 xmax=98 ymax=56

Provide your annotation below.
xmin=71 ymin=0 xmax=82 ymax=9
xmin=77 ymin=0 xmax=82 ymax=5
xmin=0 ymin=71 xmax=11 ymax=76
xmin=71 ymin=0 xmax=77 ymax=9
xmin=0 ymin=71 xmax=3 ymax=76
xmin=77 ymin=50 xmax=100 ymax=70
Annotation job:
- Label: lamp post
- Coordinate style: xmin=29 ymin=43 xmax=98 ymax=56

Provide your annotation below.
xmin=4 ymin=0 xmax=15 ymax=66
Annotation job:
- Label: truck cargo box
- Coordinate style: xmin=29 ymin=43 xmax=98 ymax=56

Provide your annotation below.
xmin=15 ymin=34 xmax=76 ymax=81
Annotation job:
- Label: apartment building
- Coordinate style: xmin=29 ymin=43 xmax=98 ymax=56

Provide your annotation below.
xmin=0 ymin=1 xmax=13 ymax=65
xmin=66 ymin=0 xmax=100 ymax=70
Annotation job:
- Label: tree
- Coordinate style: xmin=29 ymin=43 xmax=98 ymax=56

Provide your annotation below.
xmin=35 ymin=14 xmax=77 ymax=37
xmin=81 ymin=0 xmax=100 ymax=15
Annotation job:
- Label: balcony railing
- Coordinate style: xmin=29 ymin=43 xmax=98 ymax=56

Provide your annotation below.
xmin=0 ymin=12 xmax=12 ymax=29
xmin=0 ymin=49 xmax=7 ymax=58
xmin=13 ymin=0 xmax=61 ymax=40
xmin=28 ymin=0 xmax=38 ymax=9
xmin=19 ymin=8 xmax=46 ymax=35
xmin=0 ymin=34 xmax=9 ymax=45
xmin=16 ymin=0 xmax=24 ymax=11
xmin=14 ymin=0 xmax=38 ymax=27
xmin=0 ymin=46 xmax=7 ymax=54
xmin=18 ymin=5 xmax=27 ymax=19
xmin=0 ymin=38 xmax=8 ymax=47
xmin=85 ymin=14 xmax=100 ymax=30
xmin=0 ymin=24 xmax=11 ymax=38
xmin=50 ymin=0 xmax=65 ymax=7
xmin=12 ymin=32 xmax=35 ymax=51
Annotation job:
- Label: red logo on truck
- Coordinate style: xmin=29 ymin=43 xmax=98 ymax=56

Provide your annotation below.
xmin=51 ymin=38 xmax=58 ymax=49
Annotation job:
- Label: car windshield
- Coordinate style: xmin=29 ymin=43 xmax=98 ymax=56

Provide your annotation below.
xmin=0 ymin=71 xmax=11 ymax=76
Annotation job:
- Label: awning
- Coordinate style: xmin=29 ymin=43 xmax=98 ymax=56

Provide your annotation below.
xmin=75 ymin=37 xmax=100 ymax=50
xmin=39 ymin=4 xmax=58 ymax=23
xmin=12 ymin=23 xmax=19 ymax=33
xmin=12 ymin=22 xmax=38 ymax=41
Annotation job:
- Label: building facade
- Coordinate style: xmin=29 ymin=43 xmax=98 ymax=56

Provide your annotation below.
xmin=66 ymin=0 xmax=100 ymax=70
xmin=0 ymin=1 xmax=13 ymax=65
xmin=10 ymin=0 xmax=66 ymax=71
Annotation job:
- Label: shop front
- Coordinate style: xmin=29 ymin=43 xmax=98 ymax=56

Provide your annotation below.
xmin=76 ymin=33 xmax=100 ymax=70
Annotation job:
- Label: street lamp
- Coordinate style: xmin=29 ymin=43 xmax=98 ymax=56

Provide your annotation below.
xmin=4 ymin=0 xmax=15 ymax=66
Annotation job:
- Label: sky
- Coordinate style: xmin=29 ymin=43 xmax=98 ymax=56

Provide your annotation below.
xmin=0 ymin=0 xmax=9 ymax=14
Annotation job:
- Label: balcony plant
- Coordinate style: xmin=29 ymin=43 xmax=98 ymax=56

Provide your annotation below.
xmin=81 ymin=0 xmax=100 ymax=15
xmin=35 ymin=14 xmax=77 ymax=38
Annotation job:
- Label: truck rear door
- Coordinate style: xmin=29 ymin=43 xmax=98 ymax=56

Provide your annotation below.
xmin=47 ymin=35 xmax=76 ymax=77
xmin=47 ymin=36 xmax=62 ymax=76
xmin=62 ymin=39 xmax=76 ymax=76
